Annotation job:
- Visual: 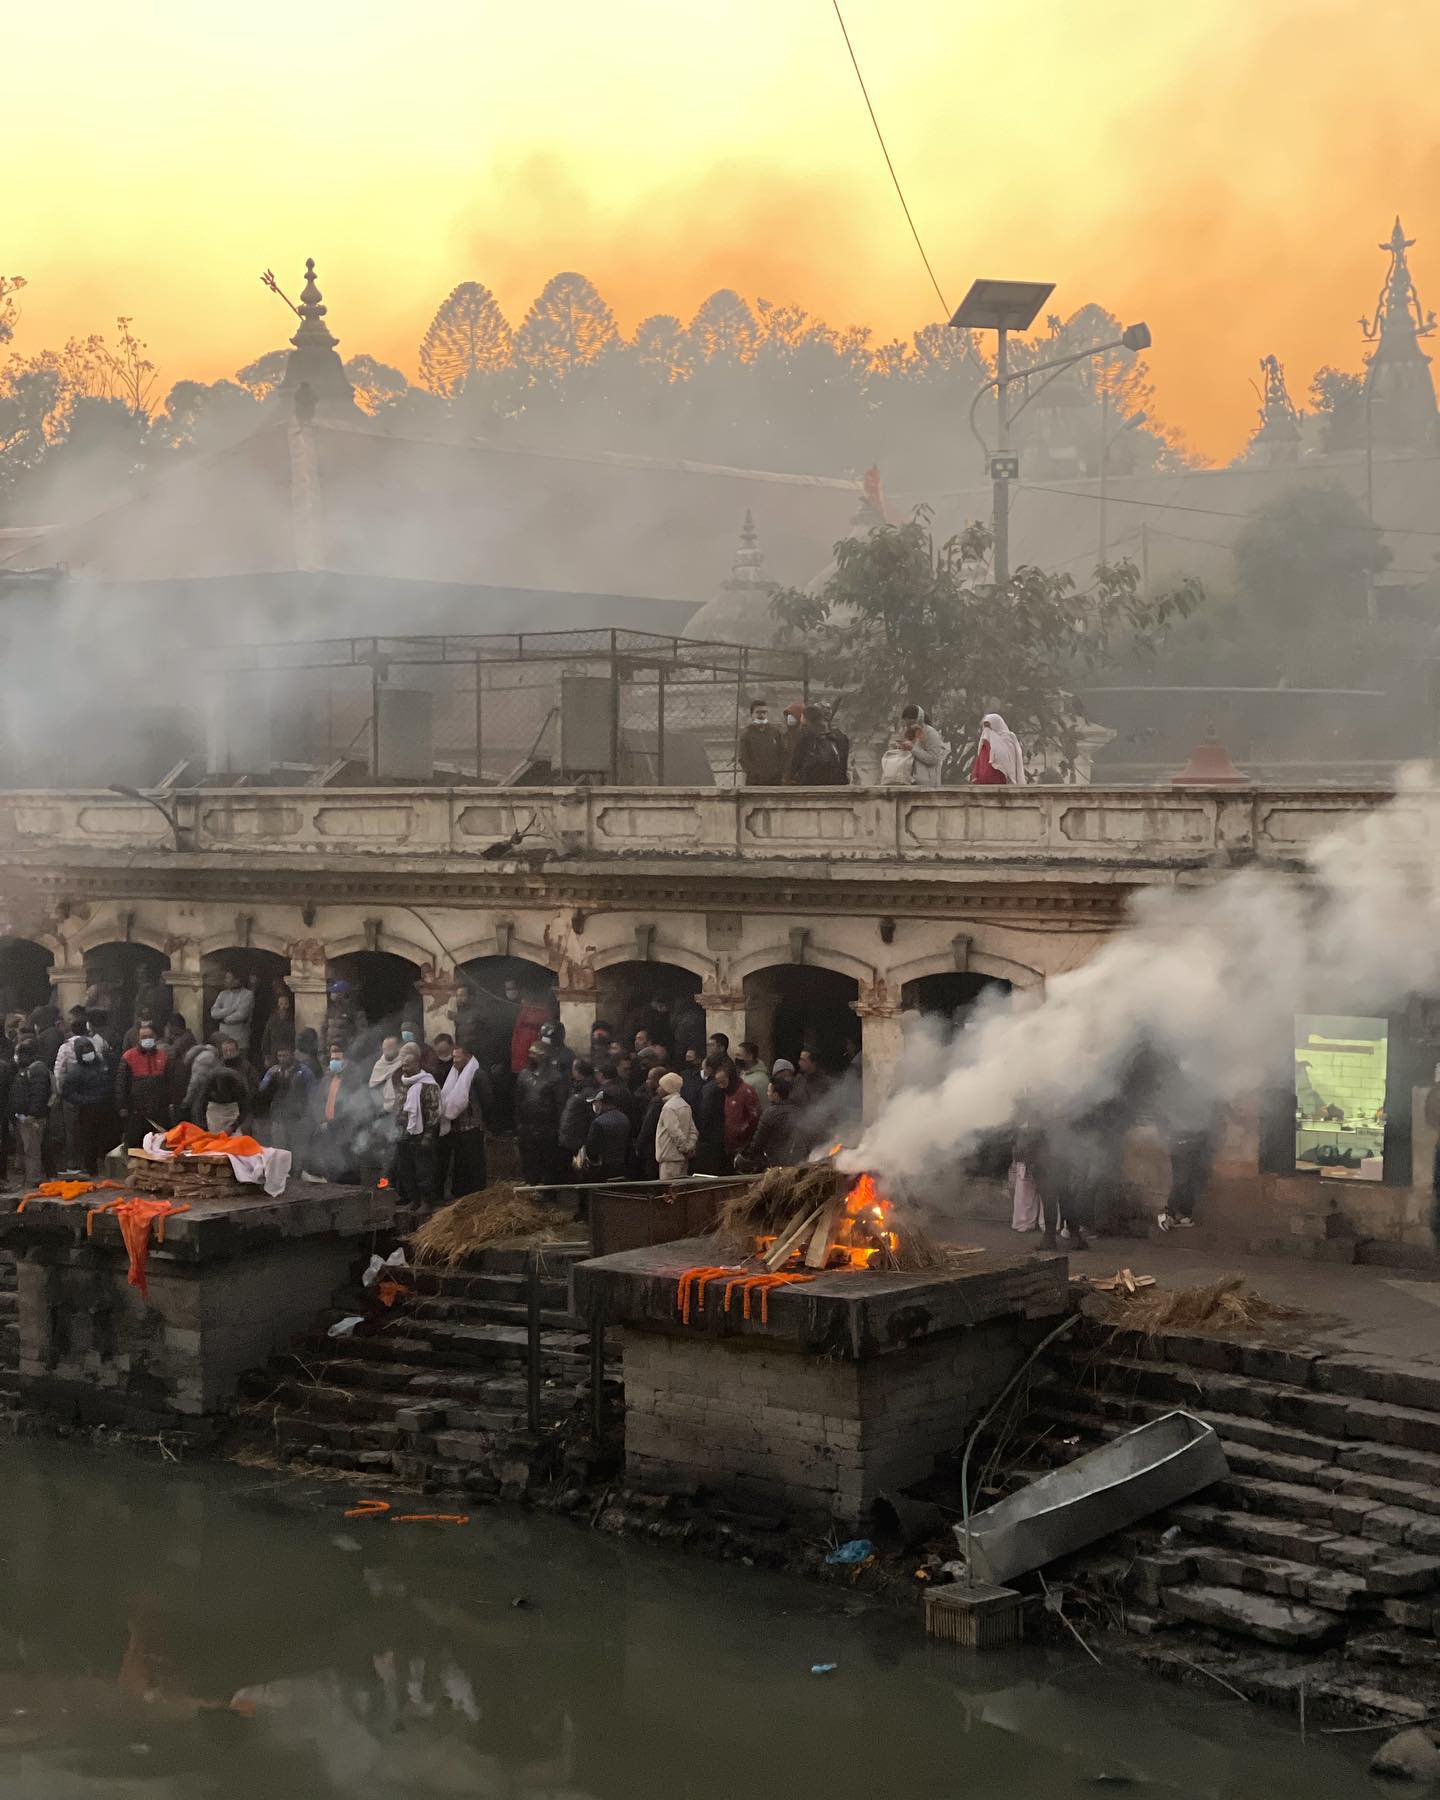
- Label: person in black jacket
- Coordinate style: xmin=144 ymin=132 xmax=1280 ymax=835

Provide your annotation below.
xmin=578 ymin=1086 xmax=632 ymax=1181
xmin=693 ymin=1054 xmax=731 ymax=1176
xmin=735 ymin=1073 xmax=804 ymax=1172
xmin=558 ymin=1059 xmax=600 ymax=1162
xmin=514 ymin=1042 xmax=565 ymax=1187
xmin=60 ymin=1039 xmax=113 ymax=1175
xmin=10 ymin=1039 xmax=51 ymax=1187
xmin=196 ymin=1040 xmax=253 ymax=1135
xmin=634 ymin=1066 xmax=666 ymax=1180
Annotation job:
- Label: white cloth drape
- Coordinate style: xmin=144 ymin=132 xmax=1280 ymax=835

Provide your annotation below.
xmin=438 ymin=1058 xmax=478 ymax=1135
xmin=400 ymin=1070 xmax=438 ymax=1136
xmin=980 ymin=713 xmax=1027 ymax=786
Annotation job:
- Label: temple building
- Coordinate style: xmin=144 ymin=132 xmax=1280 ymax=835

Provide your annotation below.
xmin=1361 ymin=216 xmax=1439 ymax=452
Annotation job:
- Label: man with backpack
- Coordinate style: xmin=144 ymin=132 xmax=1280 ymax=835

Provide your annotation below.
xmin=784 ymin=702 xmax=849 ymax=786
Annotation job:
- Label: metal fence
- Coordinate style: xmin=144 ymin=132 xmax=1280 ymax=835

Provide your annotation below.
xmin=207 ymin=630 xmax=811 ymax=786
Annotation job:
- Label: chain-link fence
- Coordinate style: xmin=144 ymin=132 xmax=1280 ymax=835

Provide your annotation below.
xmin=207 ymin=630 xmax=811 ymax=786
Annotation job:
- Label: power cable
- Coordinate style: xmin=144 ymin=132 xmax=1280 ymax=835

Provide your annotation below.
xmin=1011 ymin=482 xmax=1440 ymax=543
xmin=829 ymin=0 xmax=949 ymax=317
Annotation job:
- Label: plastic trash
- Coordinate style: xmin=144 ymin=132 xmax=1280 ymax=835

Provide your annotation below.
xmin=1160 ymin=1524 xmax=1182 ymax=1548
xmin=362 ymin=1247 xmax=408 ymax=1288
xmin=327 ymin=1314 xmax=363 ymax=1338
xmin=824 ymin=1539 xmax=874 ymax=1565
xmin=810 ymin=1663 xmax=838 ymax=1675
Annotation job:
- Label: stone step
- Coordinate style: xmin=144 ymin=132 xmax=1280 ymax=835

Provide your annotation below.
xmin=1186 ymin=1545 xmax=1373 ymax=1615
xmin=402 ymin=1295 xmax=579 ymax=1332
xmin=1159 ymin=1583 xmax=1346 ymax=1648
xmin=411 ymin=1269 xmax=571 ymax=1306
xmin=1163 ymin=1502 xmax=1440 ymax=1593
xmin=1212 ymin=1472 xmax=1381 ymax=1535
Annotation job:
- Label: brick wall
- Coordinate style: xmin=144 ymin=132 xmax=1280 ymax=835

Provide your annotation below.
xmin=622 ymin=1319 xmax=1025 ymax=1526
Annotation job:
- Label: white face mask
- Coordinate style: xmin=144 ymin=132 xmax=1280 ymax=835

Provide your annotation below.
xmin=752 ymin=712 xmax=769 ymax=726
xmin=140 ymin=1037 xmax=156 ymax=1051
xmin=785 ymin=715 xmax=798 ymax=729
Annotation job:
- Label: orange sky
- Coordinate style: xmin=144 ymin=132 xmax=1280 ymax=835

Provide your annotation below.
xmin=7 ymin=0 xmax=1440 ymax=462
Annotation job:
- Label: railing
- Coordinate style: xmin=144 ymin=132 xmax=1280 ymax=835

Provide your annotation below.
xmin=0 ymin=784 xmax=1391 ymax=870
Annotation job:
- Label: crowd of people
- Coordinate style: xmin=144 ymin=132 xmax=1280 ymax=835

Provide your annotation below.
xmin=0 ymin=972 xmax=846 ymax=1217
xmin=738 ymin=699 xmax=1028 ymax=790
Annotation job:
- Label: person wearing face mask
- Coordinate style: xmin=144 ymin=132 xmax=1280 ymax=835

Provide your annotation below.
xmin=738 ymin=698 xmax=785 ymax=786
xmin=303 ymin=1042 xmax=359 ymax=1184
xmin=60 ymin=1036 xmax=114 ymax=1175
xmin=116 ymin=1021 xmax=170 ymax=1145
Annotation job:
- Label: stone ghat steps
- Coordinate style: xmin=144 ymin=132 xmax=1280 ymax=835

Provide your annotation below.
xmin=1007 ymin=1327 xmax=1440 ymax=1663
xmin=234 ymin=1245 xmax=619 ymax=1495
xmin=0 ymin=1250 xmax=16 ymax=1395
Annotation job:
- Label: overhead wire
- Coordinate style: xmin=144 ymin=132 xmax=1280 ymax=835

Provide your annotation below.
xmin=828 ymin=0 xmax=949 ymax=317
xmin=1012 ymin=481 xmax=1440 ymax=544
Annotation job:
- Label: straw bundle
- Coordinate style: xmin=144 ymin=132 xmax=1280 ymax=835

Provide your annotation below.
xmin=1091 ymin=1275 xmax=1306 ymax=1337
xmin=409 ymin=1182 xmax=577 ymax=1267
xmin=715 ymin=1164 xmax=843 ymax=1243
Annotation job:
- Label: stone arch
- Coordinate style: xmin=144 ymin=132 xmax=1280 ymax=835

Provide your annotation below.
xmin=73 ymin=914 xmax=171 ymax=959
xmin=589 ymin=941 xmax=717 ymax=985
xmin=320 ymin=928 xmax=437 ymax=973
xmin=457 ymin=953 xmax=558 ymax=1079
xmin=0 ymin=937 xmax=54 ymax=1016
xmin=593 ymin=959 xmax=706 ymax=1058
xmin=75 ymin=940 xmax=171 ymax=1037
xmin=887 ymin=946 xmax=1044 ymax=993
xmin=326 ymin=950 xmax=424 ymax=1044
xmin=200 ymin=946 xmax=293 ymax=1058
xmin=742 ymin=961 xmax=861 ymax=1075
xmin=729 ymin=941 xmax=878 ymax=989
xmin=196 ymin=923 xmax=295 ymax=962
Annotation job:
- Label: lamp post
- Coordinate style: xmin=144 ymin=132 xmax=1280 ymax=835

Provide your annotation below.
xmin=952 ymin=278 xmax=1151 ymax=582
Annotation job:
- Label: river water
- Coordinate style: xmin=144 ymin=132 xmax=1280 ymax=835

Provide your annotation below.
xmin=0 ymin=1441 xmax=1390 ymax=1799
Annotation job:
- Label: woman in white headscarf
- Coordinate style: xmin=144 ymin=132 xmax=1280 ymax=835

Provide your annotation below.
xmin=971 ymin=712 xmax=1027 ymax=786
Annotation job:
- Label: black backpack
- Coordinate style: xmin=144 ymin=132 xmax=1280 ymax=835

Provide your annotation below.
xmin=804 ymin=731 xmax=844 ymax=784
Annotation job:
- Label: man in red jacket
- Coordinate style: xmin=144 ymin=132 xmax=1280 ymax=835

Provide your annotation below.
xmin=116 ymin=1025 xmax=170 ymax=1147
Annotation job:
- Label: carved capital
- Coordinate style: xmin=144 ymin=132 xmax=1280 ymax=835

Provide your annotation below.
xmin=850 ymin=977 xmax=897 ymax=1020
xmin=286 ymin=937 xmax=328 ymax=970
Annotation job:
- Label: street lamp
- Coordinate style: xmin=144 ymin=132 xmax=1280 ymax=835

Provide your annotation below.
xmin=952 ymin=277 xmax=1151 ymax=582
xmin=107 ymin=784 xmax=181 ymax=851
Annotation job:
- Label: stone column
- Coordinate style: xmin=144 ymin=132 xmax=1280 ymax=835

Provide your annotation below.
xmin=555 ymin=985 xmax=596 ymax=1052
xmin=52 ymin=963 xmax=87 ymax=1019
xmin=852 ymin=982 xmax=903 ymax=1124
xmin=698 ymin=989 xmax=747 ymax=1057
xmin=286 ymin=939 xmax=329 ymax=1049
xmin=416 ymin=966 xmax=462 ymax=1045
xmin=168 ymin=971 xmax=205 ymax=1039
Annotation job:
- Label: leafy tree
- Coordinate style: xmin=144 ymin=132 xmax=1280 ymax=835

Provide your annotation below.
xmin=771 ymin=510 xmax=1201 ymax=773
xmin=343 ymin=353 xmax=409 ymax=414
xmin=1308 ymin=365 xmax=1367 ymax=454
xmin=1232 ymin=481 xmax=1388 ymax=633
xmin=513 ymin=272 xmax=619 ymax=382
xmin=0 ymin=275 xmax=25 ymax=350
xmin=151 ymin=378 xmax=258 ymax=451
xmin=235 ymin=348 xmax=289 ymax=401
xmin=417 ymin=281 xmax=513 ymax=396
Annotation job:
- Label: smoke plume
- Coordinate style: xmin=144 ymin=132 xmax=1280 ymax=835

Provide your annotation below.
xmin=841 ymin=769 xmax=1440 ymax=1181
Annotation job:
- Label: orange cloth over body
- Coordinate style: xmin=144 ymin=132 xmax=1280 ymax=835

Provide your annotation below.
xmin=86 ymin=1198 xmax=190 ymax=1296
xmin=160 ymin=1122 xmax=263 ymax=1157
xmin=18 ymin=1178 xmax=119 ymax=1211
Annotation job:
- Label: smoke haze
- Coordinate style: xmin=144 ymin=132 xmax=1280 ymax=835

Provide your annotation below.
xmin=841 ymin=768 xmax=1440 ymax=1184
xmin=8 ymin=1 xmax=1440 ymax=460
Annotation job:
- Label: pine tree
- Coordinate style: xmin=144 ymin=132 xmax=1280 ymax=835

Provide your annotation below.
xmin=513 ymin=273 xmax=619 ymax=382
xmin=687 ymin=289 xmax=759 ymax=363
xmin=417 ymin=282 xmax=514 ymax=397
xmin=632 ymin=314 xmax=690 ymax=381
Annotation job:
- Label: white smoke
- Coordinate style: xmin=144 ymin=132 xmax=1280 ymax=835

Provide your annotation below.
xmin=841 ymin=767 xmax=1440 ymax=1181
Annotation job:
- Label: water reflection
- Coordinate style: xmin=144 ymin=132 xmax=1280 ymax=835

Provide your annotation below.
xmin=0 ymin=1443 xmax=1387 ymax=1798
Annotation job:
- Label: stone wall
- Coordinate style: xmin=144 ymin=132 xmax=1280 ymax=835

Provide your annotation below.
xmin=622 ymin=1318 xmax=1026 ymax=1524
xmin=14 ymin=1234 xmax=362 ymax=1428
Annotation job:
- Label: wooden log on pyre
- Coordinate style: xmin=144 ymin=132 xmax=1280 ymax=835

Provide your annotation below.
xmin=126 ymin=1150 xmax=255 ymax=1200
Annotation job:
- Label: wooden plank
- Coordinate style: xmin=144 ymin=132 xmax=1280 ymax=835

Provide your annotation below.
xmin=803 ymin=1198 xmax=843 ymax=1270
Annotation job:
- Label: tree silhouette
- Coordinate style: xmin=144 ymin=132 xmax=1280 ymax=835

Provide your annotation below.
xmin=687 ymin=289 xmax=759 ymax=363
xmin=344 ymin=353 xmax=409 ymax=414
xmin=632 ymin=313 xmax=690 ymax=381
xmin=235 ymin=349 xmax=289 ymax=401
xmin=513 ymin=272 xmax=619 ymax=382
xmin=418 ymin=282 xmax=514 ymax=397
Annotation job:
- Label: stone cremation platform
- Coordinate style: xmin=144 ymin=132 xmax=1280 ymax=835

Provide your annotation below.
xmin=574 ymin=1236 xmax=1068 ymax=1525
xmin=0 ymin=1183 xmax=397 ymax=1433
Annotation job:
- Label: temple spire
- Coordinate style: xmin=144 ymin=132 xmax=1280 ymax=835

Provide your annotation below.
xmin=728 ymin=509 xmax=765 ymax=589
xmin=277 ymin=255 xmax=357 ymax=417
xmin=1357 ymin=217 xmax=1438 ymax=450
xmin=1249 ymin=353 xmax=1301 ymax=465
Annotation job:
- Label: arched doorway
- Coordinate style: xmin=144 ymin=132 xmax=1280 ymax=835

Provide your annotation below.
xmin=595 ymin=961 xmax=703 ymax=1060
xmin=82 ymin=944 xmax=171 ymax=1039
xmin=326 ymin=952 xmax=422 ymax=1046
xmin=202 ymin=948 xmax=292 ymax=1059
xmin=745 ymin=965 xmax=860 ymax=1074
xmin=901 ymin=971 xmax=1012 ymax=1035
xmin=459 ymin=955 xmax=557 ymax=1132
xmin=0 ymin=939 xmax=53 ymax=1018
